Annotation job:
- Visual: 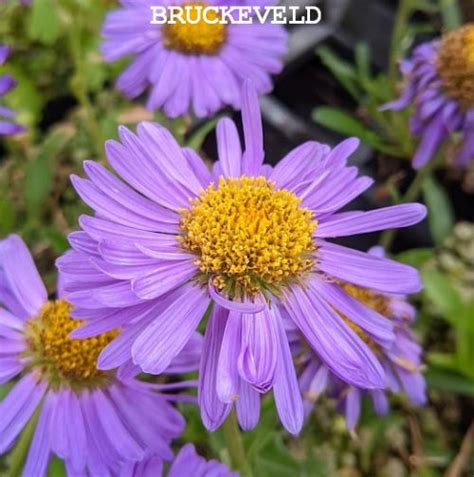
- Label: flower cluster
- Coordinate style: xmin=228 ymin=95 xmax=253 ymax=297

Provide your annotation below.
xmin=385 ymin=24 xmax=474 ymax=168
xmin=0 ymin=46 xmax=24 ymax=136
xmin=6 ymin=2 xmax=465 ymax=475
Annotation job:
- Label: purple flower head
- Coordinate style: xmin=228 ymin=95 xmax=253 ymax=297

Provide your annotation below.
xmin=101 ymin=0 xmax=287 ymax=118
xmin=0 ymin=46 xmax=25 ymax=136
xmin=58 ymin=81 xmax=426 ymax=435
xmin=291 ymin=247 xmax=426 ymax=431
xmin=0 ymin=235 xmax=194 ymax=476
xmin=122 ymin=444 xmax=238 ymax=476
xmin=384 ymin=25 xmax=474 ymax=168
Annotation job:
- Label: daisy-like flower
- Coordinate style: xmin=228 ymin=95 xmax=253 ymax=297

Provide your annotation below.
xmin=58 ymin=82 xmax=426 ymax=435
xmin=101 ymin=0 xmax=287 ymax=118
xmin=385 ymin=24 xmax=474 ymax=168
xmin=0 ymin=46 xmax=25 ymax=136
xmin=0 ymin=235 xmax=197 ymax=476
xmin=290 ymin=247 xmax=426 ymax=432
xmin=121 ymin=444 xmax=238 ymax=476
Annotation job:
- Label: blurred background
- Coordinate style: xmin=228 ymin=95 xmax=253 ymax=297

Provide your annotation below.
xmin=0 ymin=0 xmax=473 ymax=475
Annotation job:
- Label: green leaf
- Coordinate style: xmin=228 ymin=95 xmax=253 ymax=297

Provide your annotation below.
xmin=396 ymin=248 xmax=434 ymax=267
xmin=421 ymin=270 xmax=463 ymax=323
xmin=0 ymin=197 xmax=17 ymax=235
xmin=422 ymin=175 xmax=454 ymax=246
xmin=48 ymin=456 xmax=67 ymax=477
xmin=187 ymin=117 xmax=219 ymax=151
xmin=316 ymin=46 xmax=360 ymax=100
xmin=25 ymin=130 xmax=68 ymax=221
xmin=312 ymin=107 xmax=384 ymax=150
xmin=27 ymin=0 xmax=61 ymax=45
xmin=426 ymin=368 xmax=474 ymax=396
xmin=456 ymin=300 xmax=474 ymax=378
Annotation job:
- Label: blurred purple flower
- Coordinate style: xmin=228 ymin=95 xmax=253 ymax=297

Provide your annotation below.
xmin=122 ymin=444 xmax=238 ymax=476
xmin=58 ymin=82 xmax=426 ymax=435
xmin=0 ymin=235 xmax=195 ymax=476
xmin=291 ymin=247 xmax=426 ymax=431
xmin=0 ymin=46 xmax=25 ymax=136
xmin=101 ymin=0 xmax=287 ymax=118
xmin=384 ymin=25 xmax=474 ymax=168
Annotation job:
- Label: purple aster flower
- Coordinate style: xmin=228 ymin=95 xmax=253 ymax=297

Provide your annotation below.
xmin=0 ymin=234 xmax=198 ymax=476
xmin=0 ymin=46 xmax=25 ymax=136
xmin=58 ymin=82 xmax=426 ymax=435
xmin=290 ymin=247 xmax=426 ymax=432
xmin=101 ymin=1 xmax=287 ymax=118
xmin=384 ymin=24 xmax=474 ymax=168
xmin=121 ymin=444 xmax=238 ymax=476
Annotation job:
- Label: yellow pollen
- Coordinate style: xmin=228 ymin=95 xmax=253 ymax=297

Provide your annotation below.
xmin=162 ymin=2 xmax=227 ymax=55
xmin=24 ymin=300 xmax=118 ymax=389
xmin=180 ymin=176 xmax=316 ymax=297
xmin=338 ymin=283 xmax=392 ymax=354
xmin=436 ymin=24 xmax=474 ymax=108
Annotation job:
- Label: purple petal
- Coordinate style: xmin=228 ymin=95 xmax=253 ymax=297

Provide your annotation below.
xmin=208 ymin=281 xmax=266 ymax=313
xmin=273 ymin=310 xmax=304 ymax=435
xmin=132 ymin=284 xmax=210 ymax=374
xmin=238 ymin=308 xmax=278 ymax=393
xmin=236 ymin=379 xmax=260 ymax=431
xmin=216 ymin=117 xmax=242 ymax=178
xmin=216 ymin=311 xmax=242 ymax=403
xmin=0 ymin=235 xmax=47 ymax=318
xmin=199 ymin=306 xmax=232 ymax=431
xmin=0 ymin=374 xmax=46 ymax=453
xmin=318 ymin=241 xmax=423 ymax=294
xmin=284 ymin=284 xmax=386 ymax=389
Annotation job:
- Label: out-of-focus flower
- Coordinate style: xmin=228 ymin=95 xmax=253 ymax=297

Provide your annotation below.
xmin=0 ymin=235 xmax=196 ymax=476
xmin=122 ymin=444 xmax=238 ymax=476
xmin=385 ymin=24 xmax=474 ymax=169
xmin=58 ymin=81 xmax=426 ymax=436
xmin=101 ymin=0 xmax=287 ymax=118
xmin=290 ymin=247 xmax=426 ymax=432
xmin=0 ymin=46 xmax=25 ymax=136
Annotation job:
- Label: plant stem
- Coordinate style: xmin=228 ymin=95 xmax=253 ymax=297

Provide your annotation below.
xmin=67 ymin=11 xmax=105 ymax=162
xmin=222 ymin=411 xmax=251 ymax=477
xmin=9 ymin=407 xmax=41 ymax=477
xmin=388 ymin=0 xmax=413 ymax=84
xmin=379 ymin=158 xmax=438 ymax=251
xmin=439 ymin=0 xmax=462 ymax=30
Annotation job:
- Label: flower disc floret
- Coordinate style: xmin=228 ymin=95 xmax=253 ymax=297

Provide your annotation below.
xmin=180 ymin=176 xmax=316 ymax=296
xmin=162 ymin=2 xmax=227 ymax=55
xmin=24 ymin=300 xmax=118 ymax=389
xmin=436 ymin=24 xmax=474 ymax=108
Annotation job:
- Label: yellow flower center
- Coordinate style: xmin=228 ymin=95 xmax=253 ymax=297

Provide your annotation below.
xmin=24 ymin=300 xmax=119 ymax=390
xmin=339 ymin=283 xmax=392 ymax=354
xmin=162 ymin=2 xmax=227 ymax=55
xmin=180 ymin=176 xmax=316 ymax=298
xmin=436 ymin=24 xmax=474 ymax=108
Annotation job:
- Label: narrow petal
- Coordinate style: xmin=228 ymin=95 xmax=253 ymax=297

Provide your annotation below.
xmin=318 ymin=241 xmax=423 ymax=294
xmin=238 ymin=308 xmax=278 ymax=393
xmin=345 ymin=388 xmax=361 ymax=431
xmin=216 ymin=311 xmax=241 ymax=403
xmin=315 ymin=203 xmax=427 ymax=238
xmin=0 ymin=374 xmax=46 ymax=453
xmin=273 ymin=310 xmax=304 ymax=435
xmin=0 ymin=235 xmax=47 ymax=318
xmin=217 ymin=117 xmax=242 ymax=178
xmin=284 ymin=284 xmax=386 ymax=389
xmin=132 ymin=285 xmax=210 ymax=374
xmin=199 ymin=306 xmax=232 ymax=431
xmin=241 ymin=81 xmax=264 ymax=175
xmin=236 ymin=379 xmax=260 ymax=431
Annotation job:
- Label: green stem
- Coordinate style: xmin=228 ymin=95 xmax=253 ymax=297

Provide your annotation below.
xmin=9 ymin=407 xmax=41 ymax=477
xmin=379 ymin=157 xmax=439 ymax=251
xmin=388 ymin=0 xmax=413 ymax=84
xmin=222 ymin=411 xmax=251 ymax=477
xmin=439 ymin=0 xmax=462 ymax=30
xmin=67 ymin=12 xmax=105 ymax=162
